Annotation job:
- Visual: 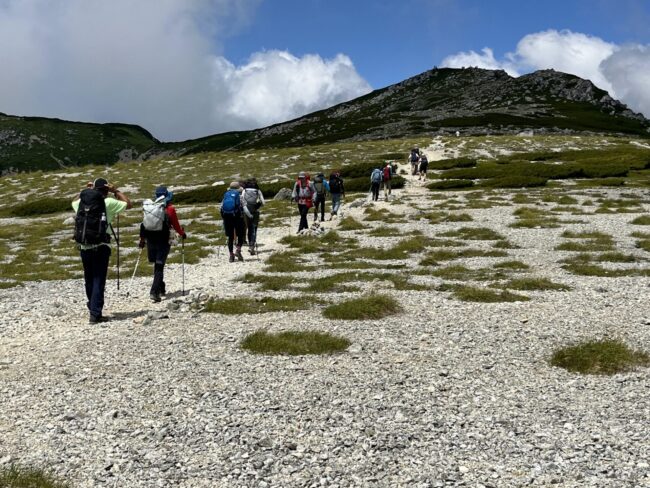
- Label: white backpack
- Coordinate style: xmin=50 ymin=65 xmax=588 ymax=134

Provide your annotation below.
xmin=142 ymin=195 xmax=167 ymax=231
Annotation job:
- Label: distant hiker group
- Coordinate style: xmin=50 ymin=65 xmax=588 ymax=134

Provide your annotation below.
xmin=409 ymin=147 xmax=429 ymax=181
xmin=291 ymin=171 xmax=345 ymax=233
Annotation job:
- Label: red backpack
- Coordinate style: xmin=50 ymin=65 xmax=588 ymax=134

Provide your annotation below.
xmin=383 ymin=166 xmax=392 ymax=181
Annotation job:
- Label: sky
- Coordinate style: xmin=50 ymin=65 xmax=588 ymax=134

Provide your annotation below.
xmin=0 ymin=0 xmax=649 ymax=142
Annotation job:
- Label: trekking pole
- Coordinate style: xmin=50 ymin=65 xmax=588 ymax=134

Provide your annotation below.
xmin=126 ymin=246 xmax=144 ymax=297
xmin=181 ymin=237 xmax=185 ymax=296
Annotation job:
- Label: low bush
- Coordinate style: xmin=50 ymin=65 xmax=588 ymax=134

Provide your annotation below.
xmin=7 ymin=197 xmax=72 ymax=217
xmin=241 ymin=330 xmax=350 ymax=355
xmin=203 ymin=296 xmax=317 ymax=314
xmin=427 ymin=179 xmax=474 ymax=190
xmin=440 ymin=227 xmax=505 ymax=240
xmin=550 ymin=339 xmax=650 ymax=375
xmin=452 ymin=286 xmax=529 ymax=302
xmin=480 ymin=176 xmax=548 ymax=188
xmin=322 ymin=294 xmax=402 ymax=320
xmin=428 ymin=157 xmax=477 ymax=170
xmin=501 ymin=278 xmax=571 ymax=291
xmin=631 ymin=215 xmax=650 ymax=225
xmin=338 ymin=216 xmax=366 ymax=231
xmin=0 ymin=466 xmax=70 ymax=488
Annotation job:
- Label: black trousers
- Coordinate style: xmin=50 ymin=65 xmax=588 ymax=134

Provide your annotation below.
xmin=80 ymin=245 xmax=111 ymax=318
xmin=223 ymin=214 xmax=245 ymax=253
xmin=147 ymin=240 xmax=170 ymax=295
xmin=313 ymin=195 xmax=326 ymax=221
xmin=371 ymin=182 xmax=380 ymax=201
xmin=298 ymin=204 xmax=310 ymax=232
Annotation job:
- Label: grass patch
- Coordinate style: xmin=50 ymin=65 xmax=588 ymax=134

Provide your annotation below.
xmin=3 ymin=197 xmax=73 ymax=217
xmin=322 ymin=294 xmax=402 ymax=320
xmin=338 ymin=216 xmax=366 ymax=231
xmin=452 ymin=286 xmax=530 ymax=302
xmin=204 ymin=296 xmax=319 ymax=314
xmin=631 ymin=215 xmax=650 ymax=225
xmin=510 ymin=206 xmax=560 ymax=228
xmin=241 ymin=329 xmax=350 ymax=355
xmin=420 ymin=248 xmax=507 ymax=265
xmin=550 ymin=339 xmax=650 ymax=375
xmin=561 ymin=263 xmax=640 ymax=277
xmin=427 ymin=179 xmax=474 ymax=190
xmin=0 ymin=466 xmax=70 ymax=488
xmin=264 ymin=251 xmax=314 ymax=273
xmin=439 ymin=227 xmax=504 ymax=240
xmin=242 ymin=273 xmax=296 ymax=291
xmin=501 ymin=277 xmax=571 ymax=291
xmin=279 ymin=230 xmax=357 ymax=253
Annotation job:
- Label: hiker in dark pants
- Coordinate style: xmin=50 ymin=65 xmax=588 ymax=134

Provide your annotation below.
xmin=221 ymin=181 xmax=245 ymax=262
xmin=72 ymin=178 xmax=132 ymax=324
xmin=419 ymin=153 xmax=429 ymax=181
xmin=312 ymin=172 xmax=330 ymax=222
xmin=139 ymin=186 xmax=186 ymax=303
xmin=370 ymin=168 xmax=382 ymax=202
xmin=291 ymin=171 xmax=315 ymax=233
xmin=382 ymin=162 xmax=393 ymax=200
xmin=328 ymin=171 xmax=344 ymax=220
xmin=242 ymin=178 xmax=265 ymax=255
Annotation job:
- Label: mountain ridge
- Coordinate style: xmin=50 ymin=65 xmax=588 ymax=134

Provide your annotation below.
xmin=2 ymin=67 xmax=649 ymax=173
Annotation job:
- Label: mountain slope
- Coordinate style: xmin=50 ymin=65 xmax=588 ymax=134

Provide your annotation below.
xmin=2 ymin=68 xmax=648 ymax=172
xmin=0 ymin=113 xmax=159 ymax=173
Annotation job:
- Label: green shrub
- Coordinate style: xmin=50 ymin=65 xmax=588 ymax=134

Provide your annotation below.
xmin=481 ymin=176 xmax=547 ymax=188
xmin=502 ymin=278 xmax=571 ymax=291
xmin=322 ymin=294 xmax=402 ymax=320
xmin=338 ymin=216 xmax=366 ymax=231
xmin=0 ymin=466 xmax=70 ymax=488
xmin=551 ymin=339 xmax=650 ymax=375
xmin=427 ymin=179 xmax=474 ymax=190
xmin=7 ymin=197 xmax=72 ymax=217
xmin=174 ymin=184 xmax=224 ymax=204
xmin=440 ymin=227 xmax=504 ymax=240
xmin=428 ymin=157 xmax=477 ymax=170
xmin=241 ymin=330 xmax=350 ymax=355
xmin=631 ymin=215 xmax=650 ymax=225
xmin=203 ymin=296 xmax=317 ymax=314
xmin=452 ymin=286 xmax=529 ymax=302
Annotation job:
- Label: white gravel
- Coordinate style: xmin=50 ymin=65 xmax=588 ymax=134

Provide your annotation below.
xmin=1 ymin=158 xmax=649 ymax=487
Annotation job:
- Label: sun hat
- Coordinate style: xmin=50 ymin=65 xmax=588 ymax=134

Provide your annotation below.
xmin=229 ymin=181 xmax=240 ymax=189
xmin=298 ymin=171 xmax=306 ymax=179
xmin=155 ymin=185 xmax=173 ymax=203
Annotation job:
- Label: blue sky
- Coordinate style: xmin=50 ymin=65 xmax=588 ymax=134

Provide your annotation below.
xmin=0 ymin=0 xmax=649 ymax=140
xmin=224 ymin=0 xmax=650 ymax=89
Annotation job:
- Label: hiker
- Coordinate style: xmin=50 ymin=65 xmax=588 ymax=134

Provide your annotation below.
xmin=370 ymin=167 xmax=382 ymax=202
xmin=382 ymin=162 xmax=393 ymax=200
xmin=312 ymin=172 xmax=330 ymax=222
xmin=328 ymin=171 xmax=345 ymax=220
xmin=242 ymin=178 xmax=265 ymax=255
xmin=419 ymin=153 xmax=429 ymax=181
xmin=221 ymin=181 xmax=246 ymax=262
xmin=291 ymin=171 xmax=315 ymax=232
xmin=139 ymin=186 xmax=186 ymax=303
xmin=409 ymin=148 xmax=420 ymax=176
xmin=72 ymin=178 xmax=132 ymax=324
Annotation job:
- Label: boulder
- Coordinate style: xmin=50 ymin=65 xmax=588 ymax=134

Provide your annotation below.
xmin=273 ymin=188 xmax=293 ymax=201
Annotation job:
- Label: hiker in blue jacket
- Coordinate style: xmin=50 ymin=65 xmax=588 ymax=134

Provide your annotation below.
xmin=370 ymin=168 xmax=382 ymax=202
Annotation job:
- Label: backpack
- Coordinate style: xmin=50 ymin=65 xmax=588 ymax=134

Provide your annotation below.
xmin=420 ymin=155 xmax=429 ymax=164
xmin=383 ymin=166 xmax=392 ymax=181
xmin=243 ymin=188 xmax=260 ymax=213
xmin=329 ymin=175 xmax=342 ymax=194
xmin=410 ymin=152 xmax=419 ymax=163
xmin=221 ymin=189 xmax=241 ymax=215
xmin=74 ymin=188 xmax=109 ymax=245
xmin=142 ymin=196 xmax=167 ymax=231
xmin=371 ymin=169 xmax=383 ymax=183
xmin=314 ymin=174 xmax=326 ymax=195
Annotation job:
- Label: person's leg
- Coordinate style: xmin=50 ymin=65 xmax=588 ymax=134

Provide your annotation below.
xmin=80 ymin=250 xmax=94 ymax=313
xmin=234 ymin=217 xmax=245 ymax=260
xmin=244 ymin=214 xmax=254 ymax=245
xmin=223 ymin=216 xmax=235 ymax=256
xmin=150 ymin=243 xmax=169 ymax=300
xmin=89 ymin=246 xmax=111 ymax=319
xmin=319 ymin=198 xmax=325 ymax=221
xmin=387 ymin=180 xmax=391 ymax=195
xmin=298 ymin=204 xmax=309 ymax=231
xmin=251 ymin=212 xmax=259 ymax=252
xmin=331 ymin=193 xmax=340 ymax=218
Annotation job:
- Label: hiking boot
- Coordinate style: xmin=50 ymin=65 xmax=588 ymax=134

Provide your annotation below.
xmin=160 ymin=283 xmax=166 ymax=296
xmin=235 ymin=249 xmax=244 ymax=261
xmin=89 ymin=314 xmax=109 ymax=324
xmin=249 ymin=245 xmax=255 ymax=255
xmin=229 ymin=253 xmax=235 ymax=263
xmin=150 ymin=293 xmax=161 ymax=303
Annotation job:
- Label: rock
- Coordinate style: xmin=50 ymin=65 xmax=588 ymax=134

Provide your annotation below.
xmin=273 ymin=188 xmax=293 ymax=201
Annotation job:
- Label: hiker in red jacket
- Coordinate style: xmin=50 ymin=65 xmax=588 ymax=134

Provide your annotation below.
xmin=291 ymin=172 xmax=316 ymax=233
xmin=139 ymin=186 xmax=186 ymax=302
xmin=383 ymin=162 xmax=393 ymax=200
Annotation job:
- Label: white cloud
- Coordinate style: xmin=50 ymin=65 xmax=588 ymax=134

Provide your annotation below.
xmin=0 ymin=0 xmax=371 ymax=141
xmin=441 ymin=29 xmax=650 ymax=118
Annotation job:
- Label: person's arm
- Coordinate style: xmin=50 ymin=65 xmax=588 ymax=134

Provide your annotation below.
xmin=258 ymin=191 xmax=265 ymax=207
xmin=291 ymin=182 xmax=299 ymax=201
xmin=166 ymin=205 xmax=185 ymax=237
xmin=106 ymin=183 xmax=132 ymax=209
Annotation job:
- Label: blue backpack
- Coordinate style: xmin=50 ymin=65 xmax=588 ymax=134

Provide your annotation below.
xmin=221 ymin=189 xmax=241 ymax=215
xmin=371 ymin=168 xmax=383 ymax=183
